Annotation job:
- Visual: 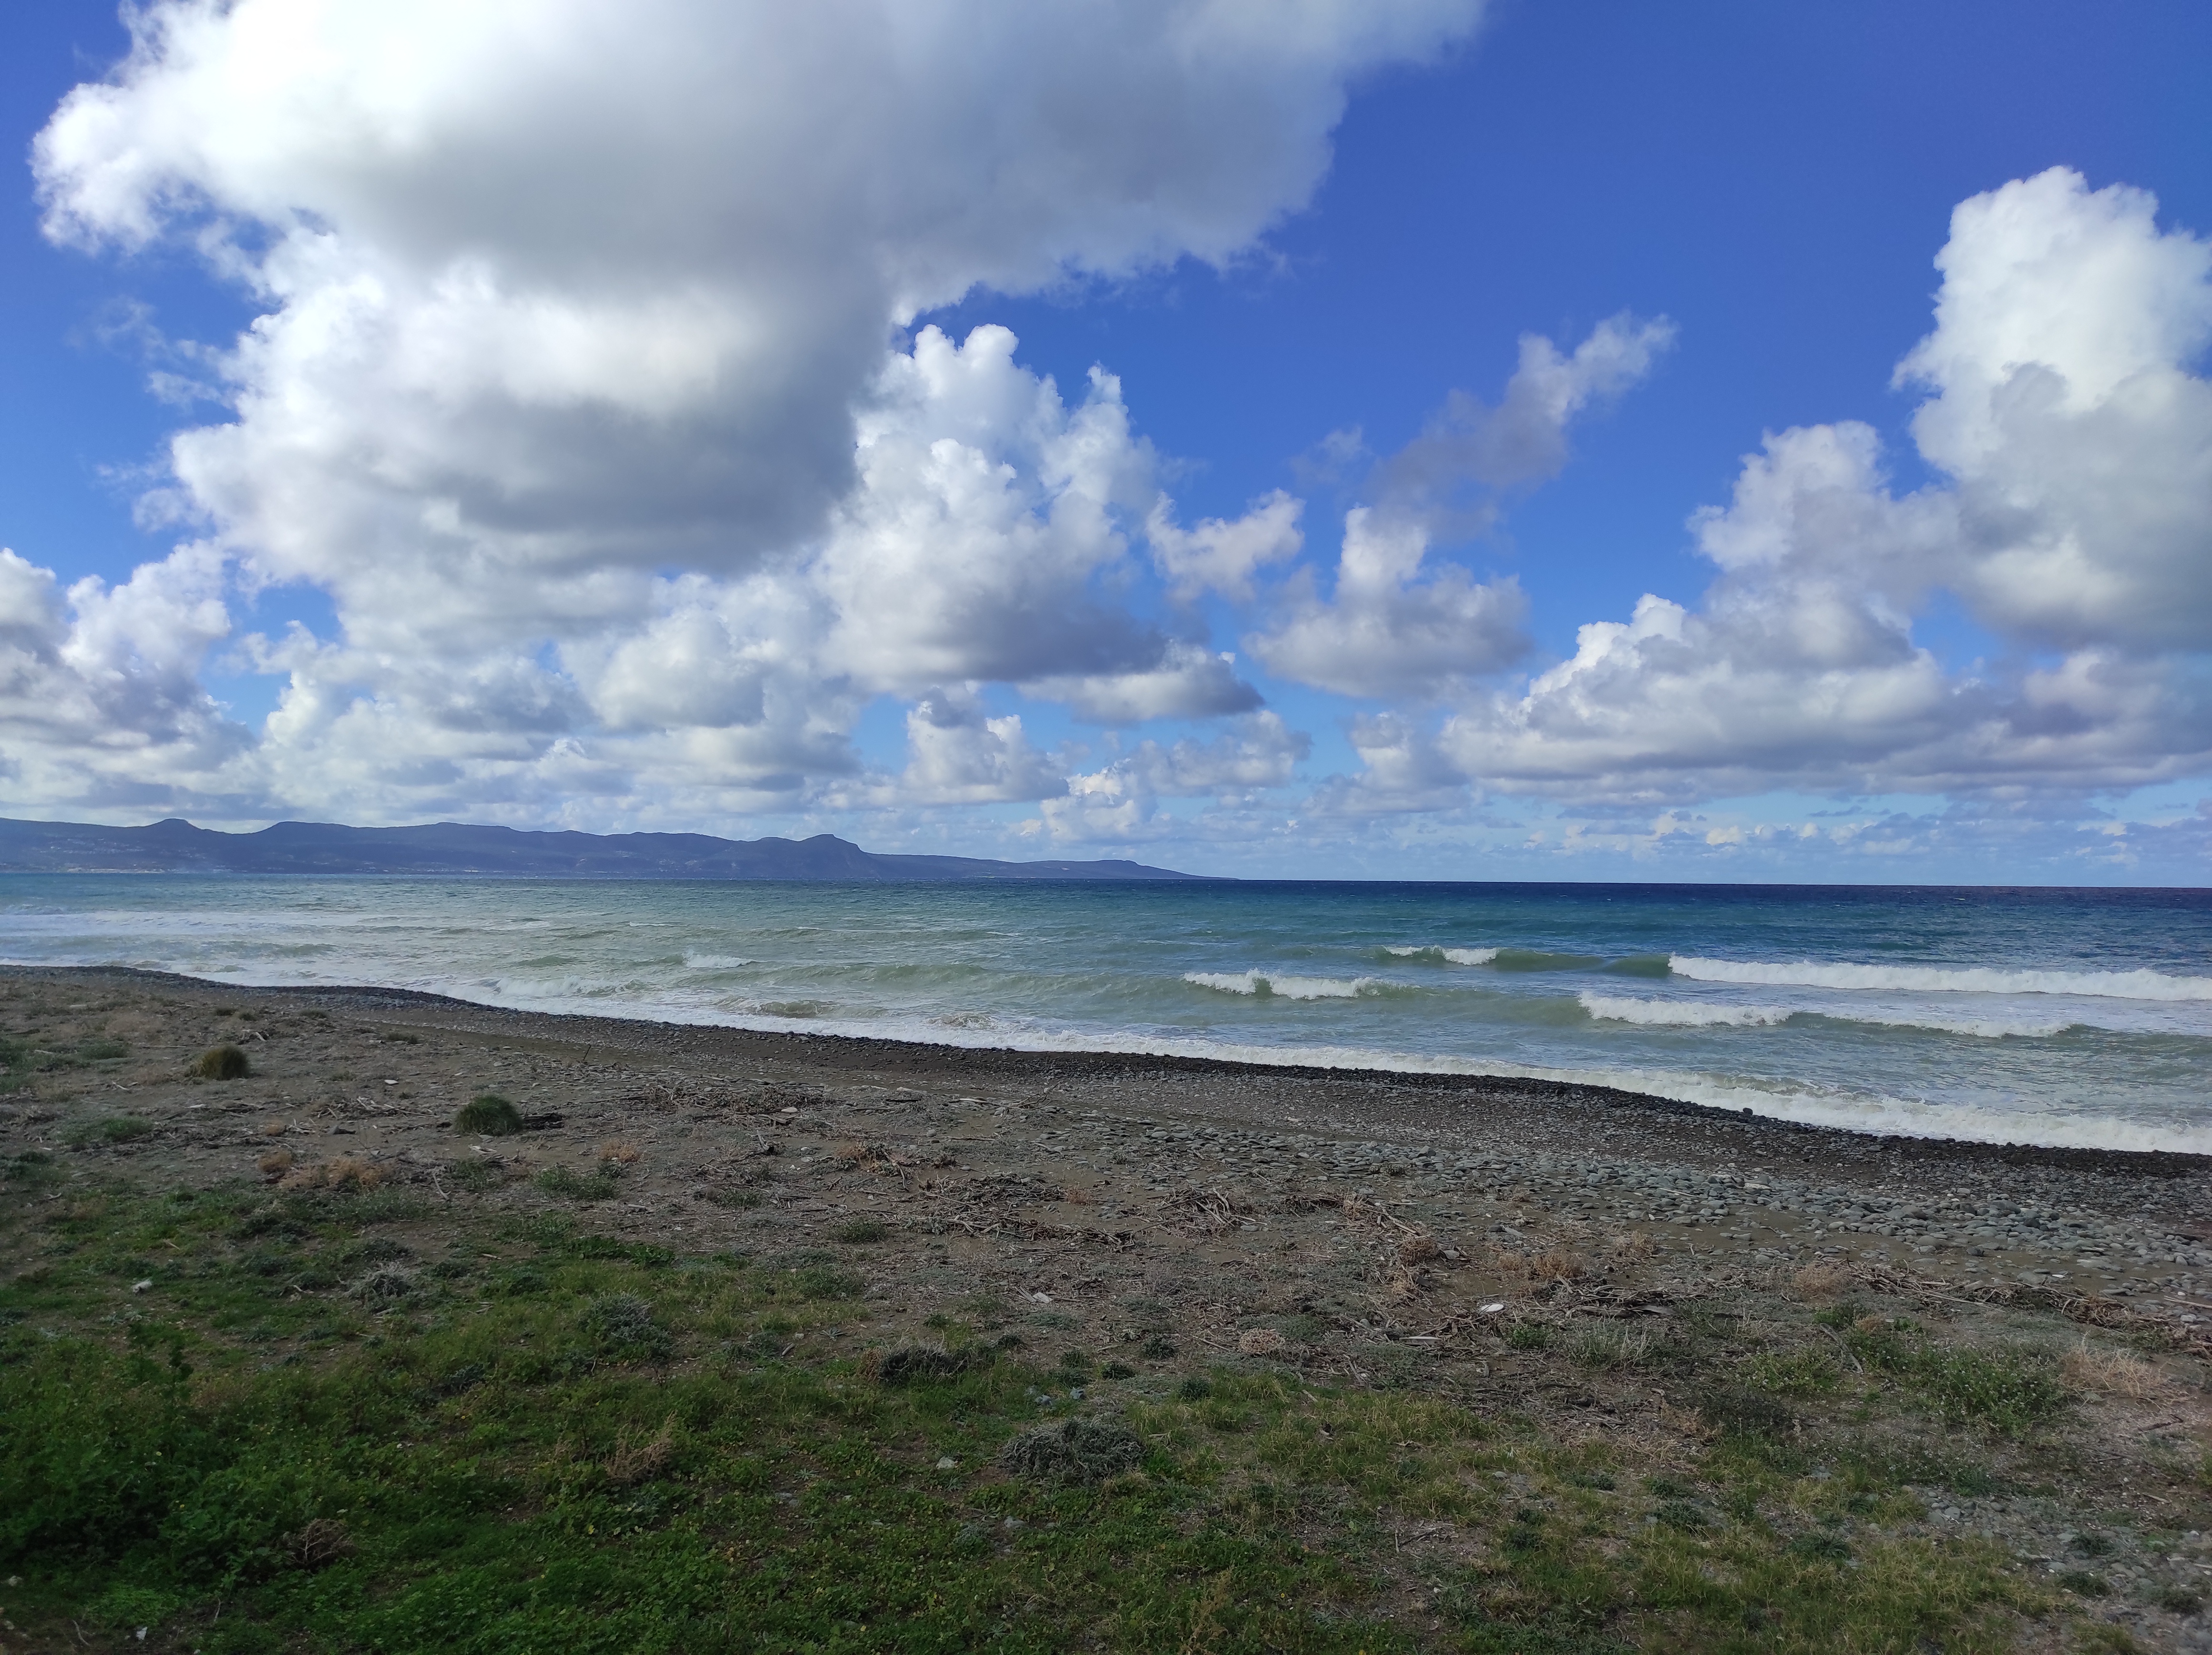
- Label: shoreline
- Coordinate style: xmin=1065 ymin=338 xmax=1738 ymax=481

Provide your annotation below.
xmin=15 ymin=962 xmax=2211 ymax=1178
xmin=6 ymin=958 xmax=2212 ymax=1647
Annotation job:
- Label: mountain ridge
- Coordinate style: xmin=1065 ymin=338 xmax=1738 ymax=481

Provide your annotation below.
xmin=0 ymin=817 xmax=1215 ymax=882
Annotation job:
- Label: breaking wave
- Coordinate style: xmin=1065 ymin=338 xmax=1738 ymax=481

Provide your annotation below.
xmin=1580 ymin=991 xmax=2076 ymax=1039
xmin=682 ymin=951 xmax=757 ymax=970
xmin=1669 ymin=956 xmax=2212 ymax=1000
xmin=1580 ymin=993 xmax=1792 ymax=1028
xmin=1186 ymin=970 xmax=1379 ymax=1001
xmin=1384 ymin=945 xmax=1498 ymax=965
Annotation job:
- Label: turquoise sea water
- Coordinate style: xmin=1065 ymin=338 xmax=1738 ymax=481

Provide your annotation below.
xmin=5 ymin=877 xmax=2210 ymax=1153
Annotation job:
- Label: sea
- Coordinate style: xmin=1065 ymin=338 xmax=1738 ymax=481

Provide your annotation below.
xmin=4 ymin=876 xmax=2209 ymax=1155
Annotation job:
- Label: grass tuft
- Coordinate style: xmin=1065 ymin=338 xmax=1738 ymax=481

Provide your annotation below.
xmin=999 ymin=1418 xmax=1146 ymax=1484
xmin=453 ymin=1093 xmax=522 ymax=1134
xmin=191 ymin=1044 xmax=252 ymax=1081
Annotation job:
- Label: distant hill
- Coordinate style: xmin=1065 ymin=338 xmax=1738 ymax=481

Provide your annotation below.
xmin=0 ymin=817 xmax=1215 ymax=882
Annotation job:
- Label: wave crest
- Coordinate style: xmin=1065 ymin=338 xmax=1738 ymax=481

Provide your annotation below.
xmin=1670 ymin=956 xmax=2212 ymax=1001
xmin=1581 ymin=993 xmax=1792 ymax=1029
xmin=1384 ymin=945 xmax=1498 ymax=965
xmin=1186 ymin=970 xmax=1379 ymax=1001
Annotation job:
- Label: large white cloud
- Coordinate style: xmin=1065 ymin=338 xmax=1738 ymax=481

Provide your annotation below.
xmin=1417 ymin=170 xmax=2212 ymax=807
xmin=15 ymin=0 xmax=1487 ymax=826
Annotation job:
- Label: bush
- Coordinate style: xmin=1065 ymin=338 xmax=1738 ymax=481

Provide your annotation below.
xmin=453 ymin=1094 xmax=522 ymax=1135
xmin=866 ymin=1345 xmax=990 ymax=1386
xmin=536 ymin=1165 xmax=619 ymax=1201
xmin=998 ymin=1419 xmax=1145 ymax=1485
xmin=830 ymin=1217 xmax=888 ymax=1245
xmin=587 ymin=1293 xmax=671 ymax=1362
xmin=193 ymin=1045 xmax=252 ymax=1081
xmin=63 ymin=1116 xmax=154 ymax=1147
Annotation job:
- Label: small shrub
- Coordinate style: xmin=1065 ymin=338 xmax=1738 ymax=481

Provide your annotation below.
xmin=280 ymin=1157 xmax=383 ymax=1192
xmin=446 ymin=1158 xmax=503 ymax=1193
xmin=1140 ymin=1334 xmax=1177 ymax=1360
xmin=1100 ymin=1361 xmax=1136 ymax=1380
xmin=1507 ymin=1322 xmax=1554 ymax=1351
xmin=1746 ymin=1348 xmax=1841 ymax=1397
xmin=284 ymin=1518 xmax=354 ymax=1570
xmin=587 ymin=1292 xmax=672 ymax=1362
xmin=193 ymin=1044 xmax=252 ymax=1081
xmin=2054 ymin=1569 xmax=2110 ymax=1598
xmin=1698 ymin=1385 xmax=1795 ymax=1439
xmin=597 ymin=1140 xmax=640 ymax=1165
xmin=999 ymin=1418 xmax=1145 ymax=1484
xmin=1568 ymin=1327 xmax=1651 ymax=1370
xmin=454 ymin=1094 xmax=522 ymax=1135
xmin=348 ymin=1264 xmax=417 ymax=1304
xmin=537 ymin=1164 xmax=620 ymax=1201
xmin=830 ymin=1217 xmax=888 ymax=1244
xmin=604 ymin=1417 xmax=676 ymax=1486
xmin=1787 ymin=1533 xmax=1851 ymax=1562
xmin=257 ymin=1149 xmax=293 ymax=1180
xmin=2153 ymin=1585 xmax=2204 ymax=1615
xmin=866 ymin=1344 xmax=989 ymax=1386
xmin=63 ymin=1116 xmax=155 ymax=1146
xmin=1177 ymin=1377 xmax=1212 ymax=1401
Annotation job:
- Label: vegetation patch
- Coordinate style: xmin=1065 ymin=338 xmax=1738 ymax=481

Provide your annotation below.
xmin=191 ymin=1044 xmax=252 ymax=1081
xmin=452 ymin=1093 xmax=522 ymax=1135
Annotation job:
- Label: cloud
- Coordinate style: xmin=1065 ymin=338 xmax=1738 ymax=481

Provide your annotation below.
xmin=1416 ymin=169 xmax=2212 ymax=806
xmin=1249 ymin=506 xmax=1530 ymax=697
xmin=1371 ymin=311 xmax=1676 ymax=534
xmin=19 ymin=0 xmax=1482 ymax=822
xmin=1248 ymin=314 xmax=1669 ymax=700
xmin=34 ymin=0 xmax=1483 ymax=615
xmin=1038 ymin=710 xmax=1309 ymax=840
xmin=886 ymin=686 xmax=1067 ymax=807
xmin=1146 ymin=488 xmax=1304 ymax=600
xmin=0 ymin=543 xmax=253 ymax=808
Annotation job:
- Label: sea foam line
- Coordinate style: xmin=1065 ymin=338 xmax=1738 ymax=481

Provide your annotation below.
xmin=1385 ymin=945 xmax=1499 ymax=965
xmin=1669 ymin=956 xmax=2212 ymax=1001
xmin=1579 ymin=991 xmax=2075 ymax=1039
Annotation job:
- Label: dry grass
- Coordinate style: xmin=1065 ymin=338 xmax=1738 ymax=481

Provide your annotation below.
xmin=1237 ymin=1328 xmax=1287 ymax=1357
xmin=604 ymin=1417 xmax=676 ymax=1486
xmin=278 ymin=1157 xmax=384 ymax=1192
xmin=256 ymin=1149 xmax=293 ymax=1181
xmin=1492 ymin=1246 xmax=1585 ymax=1286
xmin=1608 ymin=1232 xmax=1658 ymax=1263
xmin=1396 ymin=1232 xmax=1443 ymax=1266
xmin=260 ymin=1120 xmax=288 ymax=1138
xmin=1792 ymin=1260 xmax=1855 ymax=1299
xmin=598 ymin=1140 xmax=641 ymax=1166
xmin=2060 ymin=1340 xmax=2175 ymax=1402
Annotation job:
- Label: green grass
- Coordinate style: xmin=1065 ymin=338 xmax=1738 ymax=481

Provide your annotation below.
xmin=1 ymin=1032 xmax=130 ymax=1093
xmin=1844 ymin=1322 xmax=2066 ymax=1437
xmin=191 ymin=1044 xmax=252 ymax=1081
xmin=0 ymin=1175 xmax=2069 ymax=1654
xmin=453 ymin=1094 xmax=523 ymax=1135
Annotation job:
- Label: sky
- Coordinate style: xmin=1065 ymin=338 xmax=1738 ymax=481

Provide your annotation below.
xmin=3 ymin=0 xmax=2211 ymax=883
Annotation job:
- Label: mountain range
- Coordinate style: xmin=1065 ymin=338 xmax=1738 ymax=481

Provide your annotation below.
xmin=0 ymin=817 xmax=1210 ymax=881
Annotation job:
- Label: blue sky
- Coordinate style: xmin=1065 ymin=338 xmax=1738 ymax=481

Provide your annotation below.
xmin=4 ymin=1 xmax=2211 ymax=880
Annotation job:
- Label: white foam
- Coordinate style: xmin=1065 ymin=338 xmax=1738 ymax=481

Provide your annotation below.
xmin=682 ymin=951 xmax=756 ymax=970
xmin=1580 ymin=993 xmax=1791 ymax=1028
xmin=1671 ymin=955 xmax=2212 ymax=1001
xmin=1580 ymin=991 xmax=2076 ymax=1040
xmin=1384 ymin=945 xmax=1498 ymax=965
xmin=1185 ymin=970 xmax=1377 ymax=1000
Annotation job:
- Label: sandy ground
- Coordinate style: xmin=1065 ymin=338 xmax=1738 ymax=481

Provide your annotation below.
xmin=9 ymin=963 xmax=2212 ymax=1641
